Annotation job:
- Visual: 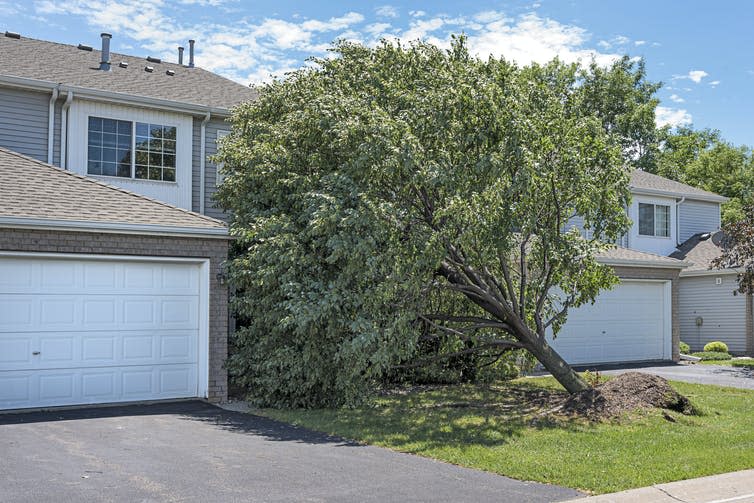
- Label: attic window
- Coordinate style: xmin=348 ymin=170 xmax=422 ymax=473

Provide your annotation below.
xmin=639 ymin=203 xmax=670 ymax=238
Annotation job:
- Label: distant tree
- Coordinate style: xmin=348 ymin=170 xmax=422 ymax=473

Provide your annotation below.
xmin=653 ymin=126 xmax=720 ymax=181
xmin=216 ymin=38 xmax=652 ymax=406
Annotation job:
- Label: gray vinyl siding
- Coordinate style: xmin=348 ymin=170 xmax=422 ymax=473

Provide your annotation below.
xmin=52 ymin=99 xmax=62 ymax=166
xmin=679 ymin=200 xmax=720 ymax=243
xmin=192 ymin=117 xmax=230 ymax=221
xmin=0 ymin=86 xmax=50 ymax=162
xmin=678 ymin=274 xmax=748 ymax=353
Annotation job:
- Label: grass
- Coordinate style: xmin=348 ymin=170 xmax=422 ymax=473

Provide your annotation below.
xmin=699 ymin=358 xmax=754 ymax=367
xmin=258 ymin=377 xmax=754 ymax=495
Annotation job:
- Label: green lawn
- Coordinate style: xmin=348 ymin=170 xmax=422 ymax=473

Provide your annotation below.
xmin=699 ymin=359 xmax=754 ymax=367
xmin=258 ymin=378 xmax=754 ymax=494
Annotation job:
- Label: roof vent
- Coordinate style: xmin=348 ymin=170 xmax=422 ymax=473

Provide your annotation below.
xmin=118 ymin=61 xmax=128 ymax=68
xmin=146 ymin=56 xmax=161 ymax=63
xmin=77 ymin=44 xmax=93 ymax=51
xmin=99 ymin=32 xmax=112 ymax=71
xmin=178 ymin=46 xmax=184 ymax=65
xmin=4 ymin=31 xmax=20 ymax=39
xmin=166 ymin=69 xmax=175 ymax=76
xmin=188 ymin=39 xmax=195 ymax=68
xmin=144 ymin=65 xmax=154 ymax=73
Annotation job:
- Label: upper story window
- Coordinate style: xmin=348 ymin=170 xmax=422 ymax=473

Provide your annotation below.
xmin=638 ymin=203 xmax=670 ymax=237
xmin=87 ymin=117 xmax=176 ymax=182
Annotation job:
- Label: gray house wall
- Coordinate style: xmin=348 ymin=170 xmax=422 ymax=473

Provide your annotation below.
xmin=679 ymin=200 xmax=720 ymax=243
xmin=192 ymin=117 xmax=231 ymax=221
xmin=678 ymin=274 xmax=748 ymax=354
xmin=0 ymin=86 xmax=50 ymax=162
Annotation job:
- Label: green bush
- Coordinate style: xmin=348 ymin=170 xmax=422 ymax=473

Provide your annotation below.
xmin=691 ymin=351 xmax=732 ymax=361
xmin=703 ymin=341 xmax=729 ymax=353
xmin=679 ymin=341 xmax=691 ymax=354
xmin=731 ymin=359 xmax=754 ymax=367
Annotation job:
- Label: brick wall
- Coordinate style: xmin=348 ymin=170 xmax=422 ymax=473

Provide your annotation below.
xmin=0 ymin=227 xmax=230 ymax=402
xmin=613 ymin=266 xmax=681 ymax=362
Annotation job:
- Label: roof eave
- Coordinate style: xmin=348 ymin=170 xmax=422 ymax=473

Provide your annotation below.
xmin=630 ymin=187 xmax=729 ymax=203
xmin=597 ymin=256 xmax=690 ymax=269
xmin=0 ymin=216 xmax=230 ymax=239
xmin=679 ymin=267 xmax=739 ymax=277
xmin=0 ymin=74 xmax=234 ymax=117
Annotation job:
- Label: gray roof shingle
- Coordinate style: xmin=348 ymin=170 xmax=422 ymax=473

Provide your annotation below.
xmin=0 ymin=35 xmax=256 ymax=111
xmin=0 ymin=147 xmax=227 ymax=233
xmin=597 ymin=246 xmax=689 ymax=269
xmin=670 ymin=231 xmax=730 ymax=272
xmin=630 ymin=170 xmax=728 ymax=202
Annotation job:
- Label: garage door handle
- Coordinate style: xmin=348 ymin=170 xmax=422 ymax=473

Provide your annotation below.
xmin=32 ymin=351 xmax=40 ymax=355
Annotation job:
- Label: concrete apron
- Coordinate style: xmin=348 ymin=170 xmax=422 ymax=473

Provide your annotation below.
xmin=565 ymin=469 xmax=754 ymax=503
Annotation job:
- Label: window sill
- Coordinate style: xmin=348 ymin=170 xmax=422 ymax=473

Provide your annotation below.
xmin=89 ymin=174 xmax=178 ymax=185
xmin=637 ymin=234 xmax=672 ymax=240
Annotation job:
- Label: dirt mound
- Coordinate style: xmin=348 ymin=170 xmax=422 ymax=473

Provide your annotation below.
xmin=561 ymin=372 xmax=695 ymax=420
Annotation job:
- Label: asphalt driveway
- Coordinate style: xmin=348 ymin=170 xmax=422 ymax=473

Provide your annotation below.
xmin=591 ymin=362 xmax=754 ymax=390
xmin=0 ymin=401 xmax=581 ymax=503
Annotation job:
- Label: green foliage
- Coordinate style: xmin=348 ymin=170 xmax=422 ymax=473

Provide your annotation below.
xmin=216 ymin=38 xmax=650 ymax=406
xmin=691 ymin=351 xmax=732 ymax=361
xmin=581 ymin=369 xmax=604 ymax=387
xmin=679 ymin=341 xmax=691 ymax=354
xmin=653 ymin=127 xmax=754 ymax=227
xmin=703 ymin=341 xmax=729 ymax=353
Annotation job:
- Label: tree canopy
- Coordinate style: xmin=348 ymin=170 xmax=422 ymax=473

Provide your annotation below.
xmin=216 ymin=38 xmax=655 ymax=407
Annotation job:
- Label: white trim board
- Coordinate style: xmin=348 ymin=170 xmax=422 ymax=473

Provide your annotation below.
xmin=0 ymin=216 xmax=228 ymax=238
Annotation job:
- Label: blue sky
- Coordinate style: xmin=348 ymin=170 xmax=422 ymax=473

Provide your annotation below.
xmin=2 ymin=0 xmax=752 ymax=146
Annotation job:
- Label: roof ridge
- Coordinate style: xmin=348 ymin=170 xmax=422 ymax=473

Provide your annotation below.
xmin=0 ymin=147 xmax=226 ymax=228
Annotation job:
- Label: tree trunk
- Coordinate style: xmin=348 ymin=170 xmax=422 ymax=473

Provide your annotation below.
xmin=526 ymin=339 xmax=590 ymax=394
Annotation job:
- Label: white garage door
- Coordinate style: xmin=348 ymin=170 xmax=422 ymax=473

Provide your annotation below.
xmin=548 ymin=280 xmax=670 ymax=365
xmin=0 ymin=255 xmax=205 ymax=410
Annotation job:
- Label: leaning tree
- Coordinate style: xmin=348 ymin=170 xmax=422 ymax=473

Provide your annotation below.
xmin=216 ymin=38 xmax=650 ymax=406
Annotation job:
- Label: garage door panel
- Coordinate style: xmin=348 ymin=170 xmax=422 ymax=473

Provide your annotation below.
xmin=548 ymin=280 xmax=669 ymax=365
xmin=0 ymin=256 xmax=203 ymax=410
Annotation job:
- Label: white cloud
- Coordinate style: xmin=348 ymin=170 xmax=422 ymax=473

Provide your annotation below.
xmin=29 ymin=2 xmax=627 ymax=84
xmin=709 ymin=80 xmax=721 ymax=87
xmin=656 ymin=106 xmax=692 ymax=127
xmin=375 ymin=5 xmax=398 ymax=18
xmin=674 ymin=69 xmax=709 ymax=83
xmin=634 ymin=40 xmax=646 ymax=46
xmin=669 ymin=94 xmax=684 ymax=103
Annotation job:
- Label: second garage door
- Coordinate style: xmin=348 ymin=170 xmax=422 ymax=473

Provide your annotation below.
xmin=548 ymin=280 xmax=671 ymax=365
xmin=0 ymin=255 xmax=205 ymax=410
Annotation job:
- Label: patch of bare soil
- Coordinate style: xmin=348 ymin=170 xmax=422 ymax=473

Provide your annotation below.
xmin=559 ymin=372 xmax=695 ymax=421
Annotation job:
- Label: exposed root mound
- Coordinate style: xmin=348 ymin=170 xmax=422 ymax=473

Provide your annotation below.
xmin=561 ymin=372 xmax=695 ymax=420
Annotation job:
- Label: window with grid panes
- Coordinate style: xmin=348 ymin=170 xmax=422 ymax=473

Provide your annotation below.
xmin=87 ymin=116 xmax=176 ymax=182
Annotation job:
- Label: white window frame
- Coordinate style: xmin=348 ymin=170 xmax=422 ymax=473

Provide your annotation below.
xmin=215 ymin=130 xmax=230 ymax=187
xmin=638 ymin=202 xmax=671 ymax=238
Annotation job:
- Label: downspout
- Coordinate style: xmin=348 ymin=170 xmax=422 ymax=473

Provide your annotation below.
xmin=47 ymin=85 xmax=59 ymax=164
xmin=60 ymin=90 xmax=73 ymax=170
xmin=199 ymin=110 xmax=211 ymax=214
xmin=675 ymin=196 xmax=686 ymax=246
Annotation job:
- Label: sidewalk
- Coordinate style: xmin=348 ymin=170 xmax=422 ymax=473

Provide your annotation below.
xmin=565 ymin=469 xmax=754 ymax=503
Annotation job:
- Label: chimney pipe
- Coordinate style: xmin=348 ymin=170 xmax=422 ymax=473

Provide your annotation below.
xmin=99 ymin=33 xmax=112 ymax=71
xmin=188 ymin=39 xmax=195 ymax=68
xmin=178 ymin=46 xmax=184 ymax=65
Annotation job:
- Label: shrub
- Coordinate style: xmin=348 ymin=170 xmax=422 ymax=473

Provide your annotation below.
xmin=691 ymin=351 xmax=732 ymax=361
xmin=703 ymin=341 xmax=729 ymax=353
xmin=679 ymin=341 xmax=691 ymax=354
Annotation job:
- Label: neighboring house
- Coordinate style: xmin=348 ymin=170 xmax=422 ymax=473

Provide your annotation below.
xmin=0 ymin=32 xmax=255 ymax=411
xmin=549 ymin=170 xmax=732 ymax=365
xmin=0 ymin=31 xmax=255 ymax=220
xmin=672 ymin=232 xmax=753 ymax=355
